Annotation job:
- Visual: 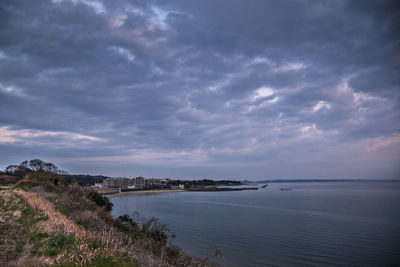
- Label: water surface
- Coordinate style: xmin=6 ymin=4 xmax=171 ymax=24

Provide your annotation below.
xmin=111 ymin=182 xmax=400 ymax=266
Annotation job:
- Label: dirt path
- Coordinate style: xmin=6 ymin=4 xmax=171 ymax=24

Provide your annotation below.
xmin=15 ymin=190 xmax=91 ymax=239
xmin=0 ymin=190 xmax=42 ymax=266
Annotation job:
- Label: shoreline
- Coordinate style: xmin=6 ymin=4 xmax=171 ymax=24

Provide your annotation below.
xmin=104 ymin=187 xmax=259 ymax=198
xmin=106 ymin=189 xmax=186 ymax=198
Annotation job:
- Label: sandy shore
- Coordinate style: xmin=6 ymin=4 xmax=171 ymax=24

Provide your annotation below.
xmin=106 ymin=189 xmax=186 ymax=198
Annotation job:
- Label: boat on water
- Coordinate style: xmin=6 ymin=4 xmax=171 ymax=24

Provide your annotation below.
xmin=261 ymin=184 xmax=268 ymax=188
xmin=280 ymin=188 xmax=291 ymax=191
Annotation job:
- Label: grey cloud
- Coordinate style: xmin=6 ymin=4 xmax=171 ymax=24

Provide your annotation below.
xmin=0 ymin=0 xmax=399 ymax=178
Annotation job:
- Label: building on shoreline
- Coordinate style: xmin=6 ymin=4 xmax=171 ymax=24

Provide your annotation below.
xmin=102 ymin=177 xmax=234 ymax=190
xmin=145 ymin=178 xmax=165 ymax=188
xmin=103 ymin=178 xmax=135 ymax=188
xmin=135 ymin=177 xmax=145 ymax=189
xmin=102 ymin=177 xmax=148 ymax=189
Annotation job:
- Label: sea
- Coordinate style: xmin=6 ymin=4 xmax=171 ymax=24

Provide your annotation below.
xmin=110 ymin=181 xmax=400 ymax=266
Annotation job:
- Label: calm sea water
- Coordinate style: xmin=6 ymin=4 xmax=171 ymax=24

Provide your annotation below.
xmin=111 ymin=182 xmax=400 ymax=266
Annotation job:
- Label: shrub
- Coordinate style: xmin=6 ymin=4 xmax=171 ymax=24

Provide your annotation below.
xmin=118 ymin=214 xmax=138 ymax=228
xmin=87 ymin=191 xmax=113 ymax=211
xmin=0 ymin=175 xmax=19 ymax=185
xmin=141 ymin=217 xmax=175 ymax=245
xmin=118 ymin=213 xmax=175 ymax=245
xmin=165 ymin=246 xmax=181 ymax=265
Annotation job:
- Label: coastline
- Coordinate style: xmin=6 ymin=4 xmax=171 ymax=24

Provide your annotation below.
xmin=106 ymin=189 xmax=186 ymax=198
xmin=104 ymin=186 xmax=259 ymax=198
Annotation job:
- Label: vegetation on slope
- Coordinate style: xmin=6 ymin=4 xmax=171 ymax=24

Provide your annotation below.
xmin=0 ymin=187 xmax=48 ymax=265
xmin=0 ymin=160 xmax=217 ymax=266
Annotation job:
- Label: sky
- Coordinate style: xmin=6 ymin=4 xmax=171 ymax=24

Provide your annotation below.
xmin=0 ymin=0 xmax=399 ymax=180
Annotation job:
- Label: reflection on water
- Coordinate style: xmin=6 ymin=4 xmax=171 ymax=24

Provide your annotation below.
xmin=111 ymin=182 xmax=400 ymax=266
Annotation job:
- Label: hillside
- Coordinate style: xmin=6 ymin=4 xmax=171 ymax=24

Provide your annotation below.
xmin=0 ymin=169 xmax=217 ymax=266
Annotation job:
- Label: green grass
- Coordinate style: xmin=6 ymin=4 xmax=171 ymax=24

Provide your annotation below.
xmin=29 ymin=231 xmax=74 ymax=257
xmin=22 ymin=205 xmax=35 ymax=216
xmin=42 ymin=234 xmax=76 ymax=257
xmin=44 ymin=248 xmax=60 ymax=257
xmin=19 ymin=203 xmax=48 ymax=227
xmin=28 ymin=226 xmax=50 ymax=255
xmin=29 ymin=232 xmax=49 ymax=242
xmin=47 ymin=234 xmax=75 ymax=249
xmin=30 ymin=239 xmax=45 ymax=255
xmin=77 ymin=218 xmax=89 ymax=230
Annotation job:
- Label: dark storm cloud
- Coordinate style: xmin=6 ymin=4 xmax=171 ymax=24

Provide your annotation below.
xmin=0 ymin=0 xmax=399 ymax=178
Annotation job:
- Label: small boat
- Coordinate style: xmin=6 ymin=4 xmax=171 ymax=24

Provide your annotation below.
xmin=261 ymin=184 xmax=268 ymax=188
xmin=280 ymin=188 xmax=291 ymax=191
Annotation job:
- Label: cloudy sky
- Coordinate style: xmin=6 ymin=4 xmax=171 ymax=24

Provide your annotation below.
xmin=0 ymin=0 xmax=399 ymax=179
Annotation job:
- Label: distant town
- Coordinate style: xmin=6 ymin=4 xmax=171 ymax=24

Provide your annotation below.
xmin=100 ymin=177 xmax=182 ymax=190
xmin=94 ymin=176 xmax=245 ymax=193
xmin=56 ymin=173 xmax=243 ymax=191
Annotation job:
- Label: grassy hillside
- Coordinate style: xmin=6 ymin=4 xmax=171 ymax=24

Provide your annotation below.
xmin=0 ymin=171 xmax=216 ymax=266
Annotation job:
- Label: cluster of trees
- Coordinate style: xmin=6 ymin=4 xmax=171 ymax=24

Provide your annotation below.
xmin=4 ymin=159 xmax=68 ymax=177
